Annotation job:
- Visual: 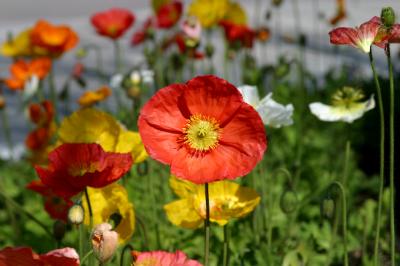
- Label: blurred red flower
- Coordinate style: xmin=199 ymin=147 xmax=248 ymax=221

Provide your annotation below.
xmin=27 ymin=180 xmax=73 ymax=221
xmin=91 ymin=8 xmax=135 ymax=39
xmin=0 ymin=247 xmax=79 ymax=266
xmin=156 ymin=1 xmax=183 ymax=29
xmin=138 ymin=75 xmax=267 ymax=184
xmin=368 ymin=16 xmax=400 ymax=48
xmin=26 ymin=101 xmax=55 ymax=151
xmin=220 ymin=21 xmax=256 ymax=49
xmin=131 ymin=17 xmax=154 ymax=46
xmin=35 ymin=143 xmax=133 ymax=198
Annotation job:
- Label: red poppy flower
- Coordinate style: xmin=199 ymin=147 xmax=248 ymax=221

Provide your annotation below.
xmin=329 ymin=18 xmax=381 ymax=53
xmin=138 ymin=75 xmax=267 ymax=184
xmin=131 ymin=17 xmax=154 ymax=46
xmin=156 ymin=1 xmax=183 ymax=29
xmin=91 ymin=8 xmax=135 ymax=40
xmin=175 ymin=33 xmax=204 ymax=59
xmin=26 ymin=127 xmax=53 ymax=150
xmin=367 ymin=16 xmax=400 ymax=48
xmin=35 ymin=143 xmax=133 ymax=198
xmin=0 ymin=247 xmax=79 ymax=266
xmin=27 ymin=180 xmax=73 ymax=221
xmin=220 ymin=21 xmax=256 ymax=49
xmin=28 ymin=100 xmax=54 ymax=127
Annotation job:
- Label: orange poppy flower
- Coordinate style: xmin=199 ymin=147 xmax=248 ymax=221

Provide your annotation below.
xmin=26 ymin=180 xmax=73 ymax=221
xmin=91 ymin=8 xmax=135 ymax=39
xmin=77 ymin=86 xmax=112 ymax=107
xmin=5 ymin=57 xmax=51 ymax=90
xmin=0 ymin=247 xmax=79 ymax=266
xmin=30 ymin=20 xmax=78 ymax=56
xmin=28 ymin=100 xmax=54 ymax=127
xmin=138 ymin=75 xmax=267 ymax=184
xmin=35 ymin=143 xmax=133 ymax=198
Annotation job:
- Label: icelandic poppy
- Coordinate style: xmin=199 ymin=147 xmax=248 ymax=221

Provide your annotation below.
xmin=329 ymin=18 xmax=381 ymax=53
xmin=28 ymin=100 xmax=54 ymax=127
xmin=77 ymin=86 xmax=112 ymax=107
xmin=35 ymin=143 xmax=133 ymax=198
xmin=131 ymin=17 xmax=154 ymax=46
xmin=58 ymin=108 xmax=148 ymax=163
xmin=156 ymin=1 xmax=183 ymax=29
xmin=237 ymin=85 xmax=294 ymax=128
xmin=220 ymin=21 xmax=256 ymax=49
xmin=367 ymin=16 xmax=400 ymax=48
xmin=91 ymin=223 xmax=119 ymax=264
xmin=222 ymin=1 xmax=247 ymax=26
xmin=26 ymin=180 xmax=73 ymax=221
xmin=30 ymin=20 xmax=78 ymax=56
xmin=0 ymin=247 xmax=79 ymax=266
xmin=309 ymin=86 xmax=375 ymax=123
xmin=5 ymin=58 xmax=51 ymax=90
xmin=164 ymin=176 xmax=260 ymax=228
xmin=181 ymin=17 xmax=202 ymax=40
xmin=188 ymin=0 xmax=229 ymax=28
xmin=138 ymin=75 xmax=267 ymax=184
xmin=83 ymin=183 xmax=135 ymax=243
xmin=1 ymin=29 xmax=33 ymax=57
xmin=91 ymin=8 xmax=135 ymax=40
xmin=132 ymin=250 xmax=202 ymax=266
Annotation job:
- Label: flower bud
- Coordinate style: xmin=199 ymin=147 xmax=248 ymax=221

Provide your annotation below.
xmin=75 ymin=47 xmax=88 ymax=59
xmin=0 ymin=95 xmax=5 ymax=109
xmin=91 ymin=223 xmax=119 ymax=263
xmin=280 ymin=189 xmax=298 ymax=214
xmin=130 ymin=71 xmax=141 ymax=86
xmin=320 ymin=198 xmax=335 ymax=219
xmin=205 ymin=43 xmax=214 ymax=58
xmin=68 ymin=204 xmax=84 ymax=225
xmin=53 ymin=220 xmax=66 ymax=241
xmin=127 ymin=86 xmax=141 ymax=100
xmin=381 ymin=7 xmax=396 ymax=28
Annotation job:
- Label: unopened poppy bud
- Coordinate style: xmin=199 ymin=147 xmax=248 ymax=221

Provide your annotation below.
xmin=53 ymin=220 xmax=66 ymax=241
xmin=91 ymin=223 xmax=119 ymax=263
xmin=130 ymin=71 xmax=141 ymax=86
xmin=0 ymin=95 xmax=5 ymax=109
xmin=205 ymin=43 xmax=214 ymax=58
xmin=68 ymin=204 xmax=84 ymax=225
xmin=280 ymin=189 xmax=298 ymax=214
xmin=320 ymin=198 xmax=335 ymax=219
xmin=127 ymin=86 xmax=141 ymax=100
xmin=381 ymin=7 xmax=396 ymax=28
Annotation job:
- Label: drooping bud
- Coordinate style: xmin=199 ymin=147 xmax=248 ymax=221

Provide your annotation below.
xmin=91 ymin=223 xmax=119 ymax=264
xmin=320 ymin=197 xmax=335 ymax=219
xmin=68 ymin=204 xmax=84 ymax=225
xmin=53 ymin=220 xmax=66 ymax=241
xmin=381 ymin=7 xmax=396 ymax=28
xmin=0 ymin=95 xmax=5 ymax=109
xmin=280 ymin=189 xmax=298 ymax=214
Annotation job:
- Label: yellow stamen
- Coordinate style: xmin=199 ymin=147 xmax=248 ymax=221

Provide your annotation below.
xmin=183 ymin=114 xmax=221 ymax=152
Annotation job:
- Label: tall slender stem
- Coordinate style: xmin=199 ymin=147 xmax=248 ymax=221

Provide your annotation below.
xmin=331 ymin=181 xmax=348 ymax=266
xmin=48 ymin=64 xmax=57 ymax=116
xmin=342 ymin=140 xmax=351 ymax=185
xmin=0 ymin=108 xmax=14 ymax=160
xmin=84 ymin=188 xmax=93 ymax=227
xmin=120 ymin=244 xmax=134 ymax=266
xmin=113 ymin=40 xmax=122 ymax=73
xmin=369 ymin=49 xmax=385 ymax=266
xmin=223 ymin=225 xmax=230 ymax=266
xmin=386 ymin=44 xmax=396 ymax=266
xmin=204 ymin=183 xmax=210 ymax=266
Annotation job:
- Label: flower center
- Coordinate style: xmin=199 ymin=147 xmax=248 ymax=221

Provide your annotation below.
xmin=331 ymin=86 xmax=364 ymax=109
xmin=183 ymin=114 xmax=221 ymax=151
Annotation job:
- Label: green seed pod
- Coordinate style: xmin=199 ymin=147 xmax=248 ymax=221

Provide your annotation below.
xmin=68 ymin=204 xmax=85 ymax=225
xmin=280 ymin=189 xmax=298 ymax=214
xmin=53 ymin=220 xmax=66 ymax=241
xmin=381 ymin=7 xmax=396 ymax=28
xmin=320 ymin=198 xmax=335 ymax=219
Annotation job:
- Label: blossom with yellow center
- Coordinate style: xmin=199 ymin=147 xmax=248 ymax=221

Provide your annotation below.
xmin=82 ymin=183 xmax=135 ymax=243
xmin=188 ymin=0 xmax=229 ymax=28
xmin=309 ymin=87 xmax=375 ymax=123
xmin=58 ymin=108 xmax=148 ymax=163
xmin=164 ymin=176 xmax=261 ymax=228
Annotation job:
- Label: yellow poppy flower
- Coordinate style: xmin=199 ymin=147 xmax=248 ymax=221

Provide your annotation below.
xmin=82 ymin=183 xmax=135 ymax=243
xmin=223 ymin=1 xmax=247 ymax=25
xmin=1 ymin=28 xmax=49 ymax=58
xmin=58 ymin=108 xmax=148 ymax=163
xmin=188 ymin=0 xmax=229 ymax=28
xmin=164 ymin=176 xmax=261 ymax=228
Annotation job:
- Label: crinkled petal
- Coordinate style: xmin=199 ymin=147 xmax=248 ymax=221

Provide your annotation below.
xmin=164 ymin=199 xmax=203 ymax=229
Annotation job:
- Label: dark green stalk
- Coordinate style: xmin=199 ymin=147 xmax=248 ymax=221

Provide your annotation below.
xmin=369 ymin=49 xmax=385 ymax=266
xmin=80 ymin=249 xmax=93 ymax=265
xmin=84 ymin=188 xmax=93 ymax=227
xmin=204 ymin=183 xmax=210 ymax=266
xmin=331 ymin=181 xmax=348 ymax=266
xmin=386 ymin=44 xmax=396 ymax=266
xmin=223 ymin=225 xmax=230 ymax=266
xmin=120 ymin=244 xmax=134 ymax=266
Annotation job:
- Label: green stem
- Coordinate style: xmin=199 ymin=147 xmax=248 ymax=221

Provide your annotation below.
xmin=120 ymin=244 xmax=134 ymax=266
xmin=386 ymin=44 xmax=396 ymax=266
xmin=48 ymin=64 xmax=57 ymax=115
xmin=113 ymin=40 xmax=122 ymax=73
xmin=84 ymin=188 xmax=93 ymax=228
xmin=136 ymin=215 xmax=149 ymax=250
xmin=79 ymin=224 xmax=85 ymax=260
xmin=204 ymin=183 xmax=210 ymax=266
xmin=223 ymin=225 xmax=230 ymax=266
xmin=331 ymin=181 xmax=348 ymax=266
xmin=81 ymin=250 xmax=93 ymax=265
xmin=369 ymin=49 xmax=385 ymax=266
xmin=0 ymin=108 xmax=14 ymax=160
xmin=342 ymin=140 xmax=351 ymax=186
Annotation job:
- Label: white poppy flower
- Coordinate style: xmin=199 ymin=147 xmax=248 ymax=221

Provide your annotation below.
xmin=309 ymin=87 xmax=375 ymax=123
xmin=23 ymin=75 xmax=39 ymax=101
xmin=237 ymin=85 xmax=294 ymax=128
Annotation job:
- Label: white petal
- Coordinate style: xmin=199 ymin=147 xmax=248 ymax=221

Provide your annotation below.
xmin=140 ymin=69 xmax=154 ymax=84
xmin=23 ymin=75 xmax=39 ymax=101
xmin=257 ymin=93 xmax=294 ymax=128
xmin=109 ymin=74 xmax=124 ymax=89
xmin=237 ymin=85 xmax=260 ymax=107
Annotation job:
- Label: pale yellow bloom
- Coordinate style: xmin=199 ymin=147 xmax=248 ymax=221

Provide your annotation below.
xmin=223 ymin=1 xmax=247 ymax=25
xmin=188 ymin=0 xmax=229 ymax=28
xmin=164 ymin=176 xmax=260 ymax=228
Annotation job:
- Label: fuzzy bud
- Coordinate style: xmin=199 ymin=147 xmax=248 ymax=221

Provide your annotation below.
xmin=91 ymin=223 xmax=119 ymax=263
xmin=280 ymin=189 xmax=298 ymax=214
xmin=68 ymin=204 xmax=84 ymax=225
xmin=320 ymin=198 xmax=335 ymax=219
xmin=381 ymin=7 xmax=396 ymax=28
